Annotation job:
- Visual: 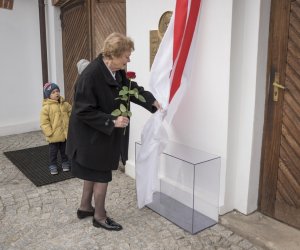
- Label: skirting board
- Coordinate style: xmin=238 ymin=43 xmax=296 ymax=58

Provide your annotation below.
xmin=0 ymin=121 xmax=40 ymax=136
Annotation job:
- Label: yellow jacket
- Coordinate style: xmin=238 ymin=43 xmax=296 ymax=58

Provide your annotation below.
xmin=40 ymin=97 xmax=72 ymax=143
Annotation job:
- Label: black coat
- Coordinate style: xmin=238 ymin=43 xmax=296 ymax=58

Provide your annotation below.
xmin=66 ymin=54 xmax=157 ymax=171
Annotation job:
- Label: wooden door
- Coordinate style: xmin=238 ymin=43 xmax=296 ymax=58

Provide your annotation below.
xmin=60 ymin=0 xmax=126 ymax=103
xmin=61 ymin=0 xmax=91 ymax=103
xmin=259 ymin=0 xmax=300 ymax=229
xmin=91 ymin=0 xmax=126 ymax=57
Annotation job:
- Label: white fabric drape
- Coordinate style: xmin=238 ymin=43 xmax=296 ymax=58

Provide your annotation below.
xmin=135 ymin=0 xmax=202 ymax=208
xmin=135 ymin=111 xmax=168 ymax=209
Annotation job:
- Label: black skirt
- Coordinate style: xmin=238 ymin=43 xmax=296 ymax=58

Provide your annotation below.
xmin=71 ymin=159 xmax=112 ymax=183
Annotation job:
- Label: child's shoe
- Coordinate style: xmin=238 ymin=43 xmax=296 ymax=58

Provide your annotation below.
xmin=49 ymin=165 xmax=58 ymax=175
xmin=62 ymin=161 xmax=70 ymax=172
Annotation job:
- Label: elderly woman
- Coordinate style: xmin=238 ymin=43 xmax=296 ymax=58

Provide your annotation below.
xmin=67 ymin=32 xmax=161 ymax=231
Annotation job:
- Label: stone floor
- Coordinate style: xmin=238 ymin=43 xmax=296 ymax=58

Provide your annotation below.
xmin=0 ymin=131 xmax=295 ymax=250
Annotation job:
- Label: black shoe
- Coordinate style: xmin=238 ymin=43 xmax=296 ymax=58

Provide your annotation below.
xmin=77 ymin=208 xmax=95 ymax=219
xmin=93 ymin=217 xmax=123 ymax=231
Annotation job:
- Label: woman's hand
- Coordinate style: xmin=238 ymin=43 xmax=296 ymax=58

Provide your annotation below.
xmin=114 ymin=116 xmax=129 ymax=128
xmin=153 ymin=100 xmax=162 ymax=111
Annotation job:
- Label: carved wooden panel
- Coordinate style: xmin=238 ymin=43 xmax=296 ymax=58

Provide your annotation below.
xmin=52 ymin=0 xmax=70 ymax=6
xmin=0 ymin=0 xmax=14 ymax=9
xmin=61 ymin=0 xmax=90 ymax=104
xmin=260 ymin=0 xmax=300 ymax=229
xmin=60 ymin=0 xmax=126 ymax=103
xmin=92 ymin=0 xmax=126 ymax=57
xmin=274 ymin=0 xmax=300 ymax=228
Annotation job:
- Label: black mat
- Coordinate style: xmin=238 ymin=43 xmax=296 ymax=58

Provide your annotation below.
xmin=4 ymin=145 xmax=74 ymax=187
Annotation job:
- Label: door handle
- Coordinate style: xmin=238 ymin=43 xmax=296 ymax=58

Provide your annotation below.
xmin=273 ymin=82 xmax=285 ymax=89
xmin=273 ymin=73 xmax=286 ymax=102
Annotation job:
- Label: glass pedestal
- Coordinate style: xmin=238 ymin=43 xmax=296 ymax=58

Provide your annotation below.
xmin=135 ymin=141 xmax=221 ymax=234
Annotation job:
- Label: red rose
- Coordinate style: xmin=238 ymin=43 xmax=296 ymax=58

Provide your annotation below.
xmin=126 ymin=71 xmax=136 ymax=79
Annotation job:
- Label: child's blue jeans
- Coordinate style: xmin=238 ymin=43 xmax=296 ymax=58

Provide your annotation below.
xmin=49 ymin=141 xmax=68 ymax=166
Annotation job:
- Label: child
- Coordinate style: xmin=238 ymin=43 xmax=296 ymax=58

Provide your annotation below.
xmin=40 ymin=82 xmax=72 ymax=175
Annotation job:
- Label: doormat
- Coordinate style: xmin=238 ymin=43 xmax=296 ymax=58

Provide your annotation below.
xmin=4 ymin=145 xmax=74 ymax=187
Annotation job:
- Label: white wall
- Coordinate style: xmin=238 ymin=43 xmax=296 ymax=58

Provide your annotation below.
xmin=224 ymin=0 xmax=270 ymax=214
xmin=126 ymin=0 xmax=271 ymax=215
xmin=248 ymin=0 xmax=271 ymax=212
xmin=0 ymin=0 xmax=43 ymax=136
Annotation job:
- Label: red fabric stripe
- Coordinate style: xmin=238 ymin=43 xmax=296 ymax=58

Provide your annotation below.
xmin=173 ymin=0 xmax=188 ymax=62
xmin=169 ymin=0 xmax=201 ymax=103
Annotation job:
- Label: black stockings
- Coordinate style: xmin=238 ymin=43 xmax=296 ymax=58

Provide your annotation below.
xmin=79 ymin=180 xmax=108 ymax=222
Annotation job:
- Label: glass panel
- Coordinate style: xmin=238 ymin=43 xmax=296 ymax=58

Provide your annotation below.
xmin=135 ymin=141 xmax=221 ymax=234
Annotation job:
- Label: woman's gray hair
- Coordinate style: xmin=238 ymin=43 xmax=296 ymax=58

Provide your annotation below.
xmin=102 ymin=32 xmax=134 ymax=58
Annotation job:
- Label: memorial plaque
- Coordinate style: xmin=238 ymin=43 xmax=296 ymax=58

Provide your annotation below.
xmin=149 ymin=11 xmax=173 ymax=69
xmin=158 ymin=11 xmax=173 ymax=39
xmin=150 ymin=30 xmax=160 ymax=68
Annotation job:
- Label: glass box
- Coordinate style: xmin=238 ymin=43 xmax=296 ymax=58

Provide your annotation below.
xmin=135 ymin=141 xmax=221 ymax=234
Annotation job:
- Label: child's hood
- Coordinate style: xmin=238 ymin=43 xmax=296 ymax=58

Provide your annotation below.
xmin=42 ymin=96 xmax=66 ymax=107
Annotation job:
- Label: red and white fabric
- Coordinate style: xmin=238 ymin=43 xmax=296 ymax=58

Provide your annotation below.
xmin=136 ymin=0 xmax=202 ymax=208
